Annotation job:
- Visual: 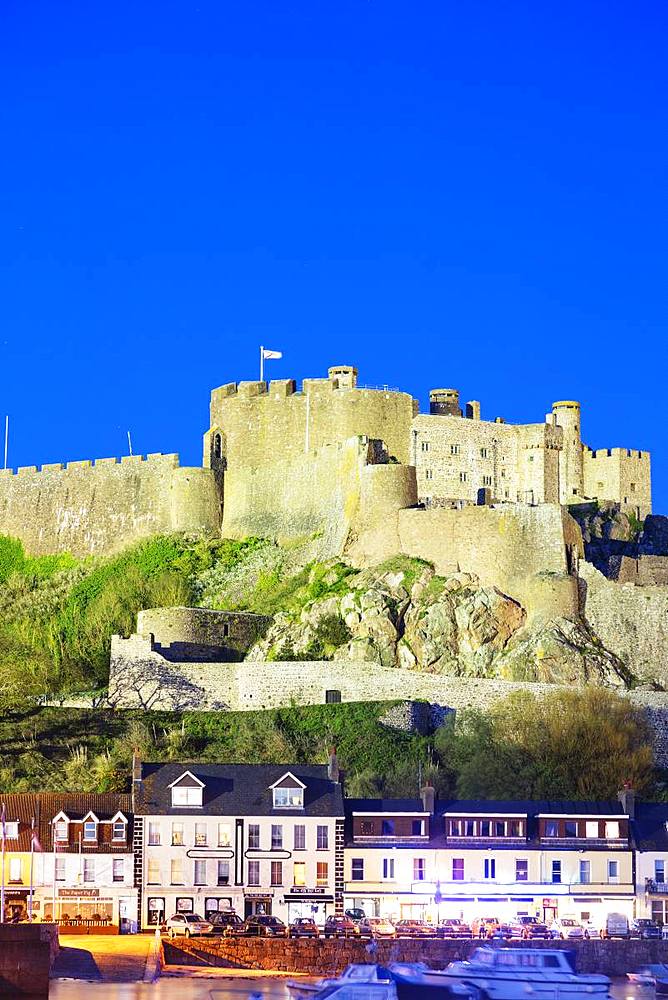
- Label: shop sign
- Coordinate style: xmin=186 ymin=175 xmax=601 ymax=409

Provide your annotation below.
xmin=244 ymin=891 xmax=273 ymax=899
xmin=58 ymin=889 xmax=100 ymax=898
xmin=542 ymin=898 xmax=558 ymax=907
xmin=289 ymin=887 xmax=327 ymax=895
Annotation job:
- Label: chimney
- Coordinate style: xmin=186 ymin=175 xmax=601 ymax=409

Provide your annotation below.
xmin=420 ymin=782 xmax=435 ymax=816
xmin=328 ymin=747 xmax=340 ymax=783
xmin=618 ymin=782 xmax=635 ymax=819
xmin=132 ymin=748 xmax=142 ymax=811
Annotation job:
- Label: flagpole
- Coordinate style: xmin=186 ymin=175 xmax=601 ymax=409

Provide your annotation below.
xmin=29 ymin=817 xmax=35 ymax=922
xmin=259 ymin=345 xmax=264 ymax=383
xmin=52 ymin=819 xmax=56 ymax=924
xmin=1 ymin=801 xmax=6 ymax=924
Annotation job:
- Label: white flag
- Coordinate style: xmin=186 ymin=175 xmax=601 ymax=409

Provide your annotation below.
xmin=262 ymin=349 xmax=282 ymax=360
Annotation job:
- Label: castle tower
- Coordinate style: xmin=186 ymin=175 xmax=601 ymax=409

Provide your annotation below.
xmin=327 ymin=365 xmax=358 ymax=389
xmin=429 ymin=388 xmax=462 ymax=417
xmin=552 ymin=400 xmax=583 ymax=503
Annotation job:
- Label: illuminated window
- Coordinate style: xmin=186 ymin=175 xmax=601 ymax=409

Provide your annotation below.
xmin=605 ymin=821 xmax=620 ymax=839
xmin=171 ymin=823 xmax=184 ymax=847
xmin=293 ymin=862 xmax=306 ymax=886
xmin=273 ymin=786 xmax=304 ymax=809
xmin=585 ymin=821 xmax=599 ymax=838
xmin=171 ymin=859 xmax=184 ymax=885
xmin=316 ymin=862 xmax=328 ymax=886
xmin=9 ymin=858 xmax=21 ymax=883
xmin=148 ymin=858 xmax=161 ymax=884
xmin=195 ymin=823 xmax=207 ymax=846
xmin=171 ymin=786 xmax=202 ymax=807
xmin=218 ymin=823 xmax=231 ymax=847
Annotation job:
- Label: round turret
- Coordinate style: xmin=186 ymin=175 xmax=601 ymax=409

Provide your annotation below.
xmin=429 ymin=388 xmax=461 ymax=417
xmin=551 ymin=401 xmax=583 ymax=503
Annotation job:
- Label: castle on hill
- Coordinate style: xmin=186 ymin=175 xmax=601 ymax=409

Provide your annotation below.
xmin=0 ymin=363 xmax=651 ymax=560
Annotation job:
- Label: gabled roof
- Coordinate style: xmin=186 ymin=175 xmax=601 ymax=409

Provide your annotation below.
xmin=137 ymin=763 xmax=344 ymax=817
xmin=168 ymin=770 xmax=205 ymax=789
xmin=0 ymin=793 xmax=132 ymax=853
xmin=270 ymin=771 xmax=306 ymax=790
xmin=634 ymin=802 xmax=668 ymax=852
xmin=82 ymin=811 xmax=100 ymax=823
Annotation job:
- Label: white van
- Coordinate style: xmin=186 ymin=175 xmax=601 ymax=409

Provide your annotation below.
xmin=604 ymin=912 xmax=630 ymax=939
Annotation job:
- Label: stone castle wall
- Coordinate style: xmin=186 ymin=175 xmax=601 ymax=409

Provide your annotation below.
xmin=0 ymin=454 xmax=221 ymax=557
xmin=221 ymin=435 xmax=417 ymax=554
xmin=350 ymin=502 xmax=583 ymax=621
xmin=580 ymin=560 xmax=668 ymax=687
xmin=137 ymin=607 xmax=272 ymax=658
xmin=583 ymin=448 xmax=652 ymax=519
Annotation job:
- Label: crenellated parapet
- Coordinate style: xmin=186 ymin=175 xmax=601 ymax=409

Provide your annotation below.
xmin=0 ymin=452 xmax=180 ymax=477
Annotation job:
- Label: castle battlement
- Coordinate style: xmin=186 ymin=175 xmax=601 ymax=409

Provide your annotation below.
xmin=584 ymin=447 xmax=650 ymax=461
xmin=0 ymin=453 xmax=180 ymax=477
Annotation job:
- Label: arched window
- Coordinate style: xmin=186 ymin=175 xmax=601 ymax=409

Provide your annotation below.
xmin=213 ymin=434 xmax=222 ymax=460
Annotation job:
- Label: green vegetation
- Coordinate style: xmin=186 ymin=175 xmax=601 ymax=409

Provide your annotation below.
xmin=0 ymin=688 xmax=660 ymax=802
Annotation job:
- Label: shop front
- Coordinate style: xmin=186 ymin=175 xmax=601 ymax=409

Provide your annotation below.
xmin=145 ymin=892 xmax=243 ymax=927
xmin=41 ymin=888 xmax=118 ymax=933
xmin=2 ymin=889 xmax=30 ymax=923
xmin=284 ymin=887 xmax=335 ymax=924
xmin=244 ymin=891 xmax=274 ymax=918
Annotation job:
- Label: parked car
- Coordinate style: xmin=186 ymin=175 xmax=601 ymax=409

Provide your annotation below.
xmin=632 ymin=919 xmax=662 ymax=940
xmin=165 ymin=912 xmax=213 ymax=938
xmin=395 ymin=919 xmax=437 ymax=938
xmin=509 ymin=916 xmax=549 ymax=939
xmin=471 ymin=916 xmax=499 ymax=939
xmin=324 ymin=915 xmax=359 ymax=938
xmin=438 ymin=918 xmax=473 ymax=939
xmin=603 ymin=912 xmax=630 ymax=939
xmin=582 ymin=919 xmax=602 ymax=939
xmin=209 ymin=911 xmax=245 ymax=936
xmin=344 ymin=907 xmax=366 ymax=923
xmin=244 ymin=915 xmax=287 ymax=937
xmin=359 ymin=916 xmax=396 ymax=939
xmin=289 ymin=917 xmax=320 ymax=939
xmin=549 ymin=917 xmax=585 ymax=940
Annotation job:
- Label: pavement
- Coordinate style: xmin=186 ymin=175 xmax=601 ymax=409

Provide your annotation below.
xmin=52 ymin=934 xmax=154 ymax=982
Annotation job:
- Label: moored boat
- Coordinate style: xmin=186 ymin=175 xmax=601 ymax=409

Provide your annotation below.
xmin=627 ymin=965 xmax=668 ymax=992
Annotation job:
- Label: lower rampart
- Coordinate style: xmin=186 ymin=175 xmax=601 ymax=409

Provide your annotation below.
xmin=0 ymin=454 xmax=221 ymax=557
xmin=165 ymin=935 xmax=668 ymax=978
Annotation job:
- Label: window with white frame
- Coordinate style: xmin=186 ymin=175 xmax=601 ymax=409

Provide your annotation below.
xmin=293 ymin=862 xmax=306 ymax=886
xmin=55 ymin=857 xmax=66 ymax=881
xmin=217 ymin=860 xmax=230 ymax=885
xmin=351 ymin=858 xmax=364 ymax=881
xmin=9 ymin=858 xmax=21 ymax=883
xmin=484 ymin=858 xmax=496 ymax=879
xmin=608 ymin=860 xmax=619 ymax=883
xmin=54 ymin=820 xmax=68 ymax=841
xmin=413 ymin=858 xmax=425 ymax=881
xmin=248 ymin=825 xmax=260 ymax=849
xmin=171 ymin=822 xmax=184 ymax=847
xmin=605 ymin=821 xmax=620 ymax=840
xmin=294 ymin=825 xmax=306 ymax=850
xmin=585 ymin=821 xmax=599 ymax=838
xmin=5 ymin=822 xmax=18 ymax=839
xmin=579 ymin=860 xmax=591 ymax=884
xmin=147 ymin=858 xmax=161 ymax=884
xmin=218 ymin=823 xmax=231 ymax=847
xmin=382 ymin=858 xmax=395 ymax=880
xmin=83 ymin=820 xmax=97 ymax=842
xmin=83 ymin=858 xmax=95 ymax=883
xmin=273 ymin=786 xmax=303 ymax=809
xmin=656 ymin=860 xmax=666 ymax=883
xmin=452 ymin=858 xmax=464 ymax=881
xmin=112 ymin=818 xmax=126 ymax=841
xmin=112 ymin=858 xmax=124 ymax=883
xmin=551 ymin=860 xmax=562 ymax=884
xmin=316 ymin=862 xmax=328 ymax=886
xmin=515 ymin=859 xmax=528 ymax=881
xmin=148 ymin=822 xmax=160 ymax=846
xmin=194 ymin=860 xmax=207 ymax=885
xmin=170 ymin=858 xmax=184 ymax=885
xmin=248 ymin=861 xmax=260 ymax=885
xmin=171 ymin=786 xmax=203 ymax=807
xmin=317 ymin=825 xmax=329 ymax=850
xmin=195 ymin=823 xmax=207 ymax=847
xmin=271 ymin=824 xmax=283 ymax=849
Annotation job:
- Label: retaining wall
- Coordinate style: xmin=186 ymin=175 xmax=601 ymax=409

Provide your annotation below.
xmin=0 ymin=923 xmax=58 ymax=996
xmin=165 ymin=935 xmax=668 ymax=978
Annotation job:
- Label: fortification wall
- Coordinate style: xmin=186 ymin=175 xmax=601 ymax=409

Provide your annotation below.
xmin=583 ymin=448 xmax=652 ymax=518
xmin=348 ymin=503 xmax=582 ymax=621
xmin=0 ymin=454 xmax=221 ymax=557
xmin=221 ymin=435 xmax=416 ymax=555
xmin=206 ymin=375 xmax=416 ymax=471
xmin=137 ymin=607 xmax=272 ymax=656
xmin=580 ymin=560 xmax=668 ymax=687
xmin=107 ymin=641 xmax=668 ymax=764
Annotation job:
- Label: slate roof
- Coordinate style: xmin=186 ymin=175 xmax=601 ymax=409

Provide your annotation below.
xmin=346 ymin=799 xmax=425 ymax=812
xmin=438 ymin=799 xmax=627 ymax=816
xmin=1 ymin=793 xmax=132 ymax=853
xmin=136 ymin=762 xmax=345 ymax=817
xmin=632 ymin=802 xmax=668 ymax=852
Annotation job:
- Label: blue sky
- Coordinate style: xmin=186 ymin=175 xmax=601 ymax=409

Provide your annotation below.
xmin=1 ymin=1 xmax=667 ymax=508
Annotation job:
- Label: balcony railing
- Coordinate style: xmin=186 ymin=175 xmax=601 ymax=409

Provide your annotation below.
xmin=646 ymin=879 xmax=668 ymax=894
xmin=540 ymin=837 xmax=628 ymax=849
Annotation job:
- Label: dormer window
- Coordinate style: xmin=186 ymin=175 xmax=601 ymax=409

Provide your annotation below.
xmin=83 ymin=813 xmax=99 ymax=842
xmin=169 ymin=771 xmax=205 ymax=808
xmin=270 ymin=772 xmax=306 ymax=809
xmin=5 ymin=822 xmax=18 ymax=839
xmin=111 ymin=813 xmax=128 ymax=842
xmin=53 ymin=814 xmax=69 ymax=842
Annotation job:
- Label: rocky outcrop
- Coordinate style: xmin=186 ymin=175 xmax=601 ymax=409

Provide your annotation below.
xmin=246 ymin=561 xmax=630 ymax=687
xmin=570 ymin=503 xmax=668 ymax=584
